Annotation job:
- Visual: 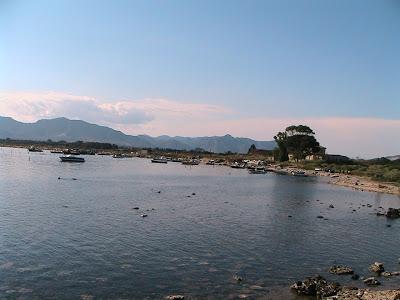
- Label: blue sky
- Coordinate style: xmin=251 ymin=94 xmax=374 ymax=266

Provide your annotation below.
xmin=0 ymin=0 xmax=399 ymax=157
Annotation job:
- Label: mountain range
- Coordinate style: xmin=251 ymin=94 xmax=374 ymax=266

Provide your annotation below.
xmin=0 ymin=116 xmax=275 ymax=153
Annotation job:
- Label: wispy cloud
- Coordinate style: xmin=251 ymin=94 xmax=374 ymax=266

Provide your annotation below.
xmin=0 ymin=91 xmax=228 ymax=126
xmin=0 ymin=91 xmax=399 ymax=158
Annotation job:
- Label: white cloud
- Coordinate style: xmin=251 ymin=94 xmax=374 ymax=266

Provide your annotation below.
xmin=0 ymin=91 xmax=399 ymax=158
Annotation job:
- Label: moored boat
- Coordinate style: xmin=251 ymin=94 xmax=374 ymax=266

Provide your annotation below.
xmin=291 ymin=170 xmax=308 ymax=177
xmin=151 ymin=158 xmax=168 ymax=164
xmin=60 ymin=155 xmax=85 ymax=163
xmin=249 ymin=167 xmax=266 ymax=174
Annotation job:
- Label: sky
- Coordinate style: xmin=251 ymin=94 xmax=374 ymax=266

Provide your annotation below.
xmin=0 ymin=0 xmax=399 ymax=158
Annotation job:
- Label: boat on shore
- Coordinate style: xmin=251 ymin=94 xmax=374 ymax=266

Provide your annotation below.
xmin=60 ymin=155 xmax=85 ymax=163
xmin=151 ymin=158 xmax=168 ymax=164
xmin=230 ymin=162 xmax=246 ymax=169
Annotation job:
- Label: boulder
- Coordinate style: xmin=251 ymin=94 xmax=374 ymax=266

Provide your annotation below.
xmin=369 ymin=262 xmax=384 ymax=274
xmin=329 ymin=265 xmax=354 ymax=275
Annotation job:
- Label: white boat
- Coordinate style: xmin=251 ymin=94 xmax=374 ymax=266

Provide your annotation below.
xmin=60 ymin=155 xmax=85 ymax=163
xmin=151 ymin=158 xmax=168 ymax=164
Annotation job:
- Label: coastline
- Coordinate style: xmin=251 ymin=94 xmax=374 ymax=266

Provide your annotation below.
xmin=316 ymin=172 xmax=400 ymax=196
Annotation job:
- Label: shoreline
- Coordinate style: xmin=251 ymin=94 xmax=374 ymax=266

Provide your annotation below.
xmin=315 ymin=172 xmax=400 ymax=196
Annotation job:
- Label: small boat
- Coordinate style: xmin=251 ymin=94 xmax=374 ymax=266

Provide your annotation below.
xmin=291 ymin=170 xmax=308 ymax=177
xmin=50 ymin=150 xmax=63 ymax=154
xmin=206 ymin=160 xmax=215 ymax=165
xmin=113 ymin=153 xmax=124 ymax=158
xmin=63 ymin=149 xmax=80 ymax=155
xmin=249 ymin=168 xmax=266 ymax=174
xmin=182 ymin=160 xmax=200 ymax=165
xmin=60 ymin=155 xmax=85 ymax=163
xmin=151 ymin=158 xmax=168 ymax=164
xmin=28 ymin=146 xmax=43 ymax=152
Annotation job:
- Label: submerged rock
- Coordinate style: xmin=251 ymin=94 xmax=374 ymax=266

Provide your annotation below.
xmin=329 ymin=265 xmax=354 ymax=275
xmin=363 ymin=277 xmax=380 ymax=286
xmin=291 ymin=275 xmax=341 ymax=297
xmin=369 ymin=262 xmax=384 ymax=274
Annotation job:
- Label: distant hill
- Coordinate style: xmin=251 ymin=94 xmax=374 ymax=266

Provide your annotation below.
xmin=386 ymin=155 xmax=400 ymax=161
xmin=0 ymin=116 xmax=275 ymax=153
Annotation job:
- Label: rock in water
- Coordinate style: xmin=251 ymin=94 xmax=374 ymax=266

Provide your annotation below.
xmin=363 ymin=277 xmax=380 ymax=286
xmin=291 ymin=275 xmax=341 ymax=297
xmin=386 ymin=208 xmax=400 ymax=218
xmin=369 ymin=262 xmax=384 ymax=274
xmin=329 ymin=265 xmax=354 ymax=275
xmin=165 ymin=296 xmax=184 ymax=300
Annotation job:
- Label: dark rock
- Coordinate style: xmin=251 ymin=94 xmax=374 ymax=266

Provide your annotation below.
xmin=133 ymin=207 xmax=139 ymax=210
xmin=165 ymin=295 xmax=184 ymax=300
xmin=329 ymin=204 xmax=334 ymax=208
xmin=329 ymin=265 xmax=354 ymax=275
xmin=387 ymin=224 xmax=391 ymax=227
xmin=192 ymin=193 xmax=196 ymax=196
xmin=288 ymin=215 xmax=292 ymax=218
xmin=317 ymin=215 xmax=324 ymax=219
xmin=351 ymin=274 xmax=360 ymax=280
xmin=369 ymin=262 xmax=384 ymax=274
xmin=157 ymin=191 xmax=161 ymax=194
xmin=386 ymin=208 xmax=400 ymax=219
xmin=58 ymin=177 xmax=61 ymax=180
xmin=291 ymin=275 xmax=341 ymax=297
xmin=363 ymin=277 xmax=380 ymax=286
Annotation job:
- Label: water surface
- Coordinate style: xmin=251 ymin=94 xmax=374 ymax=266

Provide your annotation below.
xmin=0 ymin=147 xmax=399 ymax=299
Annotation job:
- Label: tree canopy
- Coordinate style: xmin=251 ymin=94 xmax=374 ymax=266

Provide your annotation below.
xmin=274 ymin=125 xmax=320 ymax=161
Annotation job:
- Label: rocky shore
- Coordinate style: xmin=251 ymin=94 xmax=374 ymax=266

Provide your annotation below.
xmin=292 ymin=261 xmax=400 ymax=300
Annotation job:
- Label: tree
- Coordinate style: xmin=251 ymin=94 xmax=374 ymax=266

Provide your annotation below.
xmin=274 ymin=131 xmax=289 ymax=161
xmin=248 ymin=144 xmax=257 ymax=154
xmin=274 ymin=125 xmax=320 ymax=161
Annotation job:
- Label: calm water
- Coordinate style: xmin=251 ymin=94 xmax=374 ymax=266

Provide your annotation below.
xmin=0 ymin=147 xmax=399 ymax=299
